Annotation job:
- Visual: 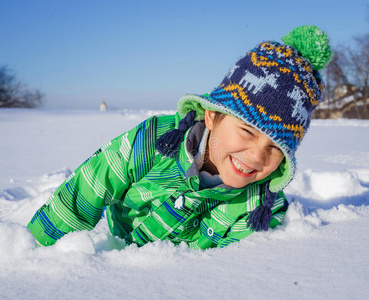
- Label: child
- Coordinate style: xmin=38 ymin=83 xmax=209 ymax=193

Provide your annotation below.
xmin=28 ymin=25 xmax=332 ymax=249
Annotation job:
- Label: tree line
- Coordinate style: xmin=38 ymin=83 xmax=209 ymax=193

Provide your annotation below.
xmin=0 ymin=66 xmax=44 ymax=108
xmin=315 ymin=32 xmax=369 ymax=119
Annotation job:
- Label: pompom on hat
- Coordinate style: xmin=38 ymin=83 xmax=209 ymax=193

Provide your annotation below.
xmin=166 ymin=25 xmax=333 ymax=192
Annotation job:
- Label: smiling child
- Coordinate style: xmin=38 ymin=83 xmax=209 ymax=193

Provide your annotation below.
xmin=202 ymin=111 xmax=285 ymax=189
xmin=28 ymin=25 xmax=332 ymax=249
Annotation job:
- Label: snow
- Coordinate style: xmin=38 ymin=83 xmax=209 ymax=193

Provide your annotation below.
xmin=1 ymin=108 xmax=369 ymax=299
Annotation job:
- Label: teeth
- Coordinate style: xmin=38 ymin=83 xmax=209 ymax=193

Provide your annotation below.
xmin=231 ymin=157 xmax=254 ymax=174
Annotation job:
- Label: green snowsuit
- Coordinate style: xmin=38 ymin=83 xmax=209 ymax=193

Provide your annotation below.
xmin=27 ymin=113 xmax=289 ymax=249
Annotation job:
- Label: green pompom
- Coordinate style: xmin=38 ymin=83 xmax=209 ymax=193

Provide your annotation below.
xmin=281 ymin=25 xmax=332 ymax=71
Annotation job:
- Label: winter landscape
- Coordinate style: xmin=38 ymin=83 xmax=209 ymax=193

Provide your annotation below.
xmin=0 ymin=108 xmax=368 ymax=299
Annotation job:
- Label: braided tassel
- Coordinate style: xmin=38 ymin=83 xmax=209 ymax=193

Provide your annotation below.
xmin=155 ymin=110 xmax=196 ymax=157
xmin=247 ymin=181 xmax=276 ymax=231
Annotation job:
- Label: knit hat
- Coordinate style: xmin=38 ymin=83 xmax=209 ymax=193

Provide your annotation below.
xmin=166 ymin=25 xmax=332 ymax=191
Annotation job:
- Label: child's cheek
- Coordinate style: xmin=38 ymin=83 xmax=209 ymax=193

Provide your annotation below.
xmin=270 ymin=157 xmax=284 ymax=172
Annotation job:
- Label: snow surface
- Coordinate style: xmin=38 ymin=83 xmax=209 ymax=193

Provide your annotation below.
xmin=0 ymin=108 xmax=369 ymax=299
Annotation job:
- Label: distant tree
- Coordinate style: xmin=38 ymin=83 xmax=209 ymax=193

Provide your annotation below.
xmin=349 ymin=34 xmax=369 ymax=117
xmin=323 ymin=46 xmax=350 ymax=104
xmin=0 ymin=66 xmax=44 ymax=108
xmin=319 ymin=34 xmax=369 ymax=119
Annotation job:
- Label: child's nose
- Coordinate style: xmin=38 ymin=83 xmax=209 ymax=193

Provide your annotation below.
xmin=248 ymin=145 xmax=266 ymax=165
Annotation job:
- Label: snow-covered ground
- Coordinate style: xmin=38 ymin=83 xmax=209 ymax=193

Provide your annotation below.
xmin=0 ymin=108 xmax=368 ymax=299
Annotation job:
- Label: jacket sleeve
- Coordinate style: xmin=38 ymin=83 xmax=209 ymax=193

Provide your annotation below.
xmin=217 ymin=190 xmax=289 ymax=248
xmin=27 ymin=124 xmax=140 ymax=246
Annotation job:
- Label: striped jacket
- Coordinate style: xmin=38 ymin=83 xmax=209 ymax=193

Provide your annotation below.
xmin=27 ymin=113 xmax=289 ymax=249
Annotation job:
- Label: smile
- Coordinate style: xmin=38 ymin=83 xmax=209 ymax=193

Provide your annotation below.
xmin=230 ymin=157 xmax=256 ymax=176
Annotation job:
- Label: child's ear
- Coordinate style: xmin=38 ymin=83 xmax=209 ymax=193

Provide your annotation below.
xmin=204 ymin=110 xmax=216 ymax=130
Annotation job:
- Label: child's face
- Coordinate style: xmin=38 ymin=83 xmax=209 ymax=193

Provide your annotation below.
xmin=203 ymin=110 xmax=285 ymax=189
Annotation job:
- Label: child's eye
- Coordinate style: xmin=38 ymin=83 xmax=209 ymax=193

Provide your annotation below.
xmin=270 ymin=145 xmax=283 ymax=153
xmin=242 ymin=128 xmax=254 ymax=136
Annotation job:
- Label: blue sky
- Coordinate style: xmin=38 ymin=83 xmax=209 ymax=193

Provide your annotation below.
xmin=1 ymin=0 xmax=368 ymax=110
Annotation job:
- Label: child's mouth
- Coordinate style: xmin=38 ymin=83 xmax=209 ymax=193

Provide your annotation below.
xmin=230 ymin=157 xmax=256 ymax=175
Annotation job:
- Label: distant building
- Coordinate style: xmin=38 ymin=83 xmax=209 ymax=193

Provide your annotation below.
xmin=100 ymin=100 xmax=107 ymax=112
